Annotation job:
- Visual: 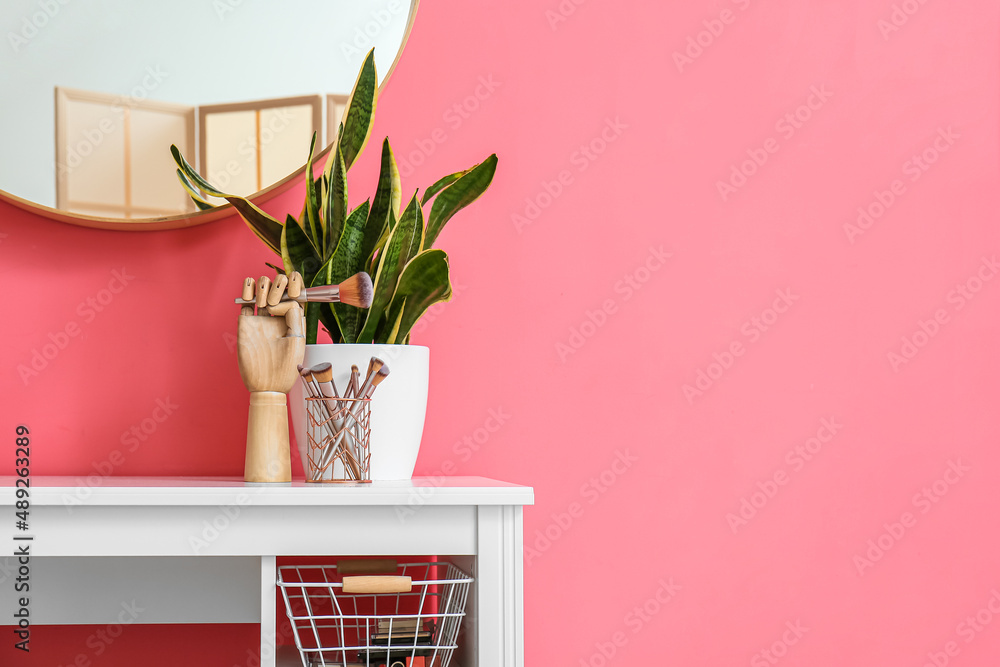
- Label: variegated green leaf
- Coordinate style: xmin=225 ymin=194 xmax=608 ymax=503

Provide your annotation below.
xmin=302 ymin=133 xmax=321 ymax=249
xmin=364 ymin=138 xmax=401 ymax=262
xmin=175 ymin=170 xmax=216 ymax=210
xmin=324 ymin=142 xmax=348 ymax=258
xmin=170 ymin=144 xmax=227 ymax=198
xmin=224 ymin=196 xmax=282 ymax=255
xmin=356 ymin=195 xmax=423 ymax=343
xmin=420 ymin=169 xmax=468 ymax=206
xmin=424 ymin=154 xmax=498 ymax=248
xmin=386 ymin=249 xmax=453 ymax=343
xmin=314 ymin=201 xmax=370 ymax=343
xmin=283 ymin=214 xmax=321 ymax=283
xmin=338 ymin=48 xmax=378 ymax=171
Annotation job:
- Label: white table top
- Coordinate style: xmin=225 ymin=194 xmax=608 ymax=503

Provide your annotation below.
xmin=0 ymin=475 xmax=534 ymax=507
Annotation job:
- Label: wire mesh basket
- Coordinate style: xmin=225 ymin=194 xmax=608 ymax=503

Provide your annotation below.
xmin=277 ymin=561 xmax=473 ymax=667
xmin=305 ymin=395 xmax=371 ymax=483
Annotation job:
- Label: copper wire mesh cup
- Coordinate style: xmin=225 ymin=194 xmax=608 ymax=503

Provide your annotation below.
xmin=304 ymin=396 xmax=372 ymax=483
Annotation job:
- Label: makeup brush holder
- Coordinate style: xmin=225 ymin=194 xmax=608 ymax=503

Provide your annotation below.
xmin=304 ymin=396 xmax=372 ymax=483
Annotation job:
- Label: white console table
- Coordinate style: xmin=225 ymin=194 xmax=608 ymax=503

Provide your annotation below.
xmin=0 ymin=476 xmax=533 ymax=666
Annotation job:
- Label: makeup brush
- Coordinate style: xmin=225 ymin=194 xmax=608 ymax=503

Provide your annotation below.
xmin=316 ymin=365 xmax=389 ymax=476
xmin=358 ymin=357 xmax=385 ymax=398
xmin=234 ymin=272 xmax=373 ymax=308
xmin=313 ymin=364 xmax=362 ymax=479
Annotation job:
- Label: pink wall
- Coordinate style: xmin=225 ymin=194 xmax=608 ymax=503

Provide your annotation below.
xmin=4 ymin=0 xmax=1000 ymax=664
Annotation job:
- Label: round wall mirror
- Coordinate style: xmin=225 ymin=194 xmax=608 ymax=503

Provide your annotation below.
xmin=0 ymin=0 xmax=417 ymax=230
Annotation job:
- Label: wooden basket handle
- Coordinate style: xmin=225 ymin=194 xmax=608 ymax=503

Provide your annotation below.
xmin=336 ymin=558 xmax=398 ymax=575
xmin=342 ymin=575 xmax=412 ymax=594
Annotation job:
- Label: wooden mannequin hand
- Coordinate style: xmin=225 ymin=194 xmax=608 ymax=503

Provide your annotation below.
xmin=236 ymin=274 xmax=306 ymax=395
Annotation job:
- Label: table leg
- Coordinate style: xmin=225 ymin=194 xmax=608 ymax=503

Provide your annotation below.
xmin=475 ymin=505 xmax=524 ymax=667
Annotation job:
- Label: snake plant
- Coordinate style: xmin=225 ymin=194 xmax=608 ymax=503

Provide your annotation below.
xmin=170 ymin=48 xmax=497 ymax=345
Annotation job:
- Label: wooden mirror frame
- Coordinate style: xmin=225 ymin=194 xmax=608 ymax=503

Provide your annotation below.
xmin=0 ymin=0 xmax=419 ymax=232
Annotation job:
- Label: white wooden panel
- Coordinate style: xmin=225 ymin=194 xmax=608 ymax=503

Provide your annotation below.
xmin=30 ymin=505 xmax=477 ymax=557
xmin=0 ymin=476 xmax=534 ymax=507
xmin=261 ymin=556 xmax=277 ymax=667
xmin=475 ymin=506 xmax=525 ymax=667
xmin=0 ymin=556 xmax=259 ymax=624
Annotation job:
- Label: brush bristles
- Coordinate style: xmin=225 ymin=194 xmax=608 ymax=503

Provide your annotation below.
xmin=338 ymin=272 xmax=374 ymax=308
xmin=371 ymin=366 xmax=390 ymax=387
xmin=311 ymin=363 xmax=333 ymax=383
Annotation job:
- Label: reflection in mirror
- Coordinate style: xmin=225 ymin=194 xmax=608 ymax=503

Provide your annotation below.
xmin=1 ymin=0 xmax=413 ymax=221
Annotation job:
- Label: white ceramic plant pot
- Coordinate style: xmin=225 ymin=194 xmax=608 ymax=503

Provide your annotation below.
xmin=290 ymin=344 xmax=429 ymax=481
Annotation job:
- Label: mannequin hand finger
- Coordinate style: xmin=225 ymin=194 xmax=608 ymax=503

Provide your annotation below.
xmin=288 ymin=271 xmax=303 ymax=299
xmin=267 ymin=273 xmax=288 ymax=307
xmin=256 ymin=276 xmax=271 ymax=312
xmin=266 ymin=301 xmax=296 ymax=317
xmin=241 ymin=277 xmax=255 ymax=302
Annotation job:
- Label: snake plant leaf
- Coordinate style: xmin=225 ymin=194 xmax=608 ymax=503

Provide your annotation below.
xmin=324 ymin=142 xmax=348 ymax=258
xmin=224 ymin=196 xmax=283 ymax=255
xmin=302 ymin=302 xmax=320 ymax=345
xmin=302 ymin=132 xmax=321 ymax=248
xmin=315 ymin=201 xmax=370 ymax=343
xmin=283 ymin=214 xmax=321 ymax=283
xmin=338 ymin=48 xmax=378 ymax=171
xmin=387 ymin=249 xmax=453 ymax=343
xmin=175 ymin=170 xmax=216 ymax=210
xmin=363 ymin=138 xmax=401 ymax=262
xmin=424 ymin=154 xmax=498 ymax=248
xmin=280 ymin=218 xmax=293 ymax=275
xmin=305 ymin=270 xmax=343 ymax=344
xmin=170 ymin=144 xmax=228 ymax=198
xmin=383 ymin=297 xmax=406 ymax=344
xmin=420 ymin=169 xmax=468 ymax=206
xmin=356 ymin=195 xmax=423 ymax=343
